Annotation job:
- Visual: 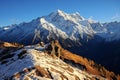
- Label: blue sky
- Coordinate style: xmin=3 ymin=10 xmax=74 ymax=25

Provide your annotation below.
xmin=0 ymin=0 xmax=120 ymax=27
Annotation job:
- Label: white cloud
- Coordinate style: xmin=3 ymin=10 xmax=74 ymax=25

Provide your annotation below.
xmin=111 ymin=13 xmax=120 ymax=20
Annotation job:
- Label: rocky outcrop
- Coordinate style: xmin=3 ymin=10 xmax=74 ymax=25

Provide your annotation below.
xmin=45 ymin=40 xmax=63 ymax=58
xmin=0 ymin=40 xmax=120 ymax=80
xmin=46 ymin=40 xmax=120 ymax=80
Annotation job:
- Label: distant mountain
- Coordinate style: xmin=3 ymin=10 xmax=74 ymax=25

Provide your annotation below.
xmin=0 ymin=10 xmax=120 ymax=74
xmin=0 ymin=10 xmax=96 ymax=45
xmin=0 ymin=10 xmax=120 ymax=45
xmin=0 ymin=41 xmax=119 ymax=80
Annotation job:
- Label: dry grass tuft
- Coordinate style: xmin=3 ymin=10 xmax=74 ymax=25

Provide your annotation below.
xmin=48 ymin=40 xmax=119 ymax=80
xmin=35 ymin=65 xmax=51 ymax=78
xmin=50 ymin=67 xmax=68 ymax=80
xmin=0 ymin=41 xmax=23 ymax=48
xmin=13 ymin=73 xmax=21 ymax=78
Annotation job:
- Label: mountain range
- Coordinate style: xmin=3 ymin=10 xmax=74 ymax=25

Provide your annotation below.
xmin=0 ymin=10 xmax=120 ymax=74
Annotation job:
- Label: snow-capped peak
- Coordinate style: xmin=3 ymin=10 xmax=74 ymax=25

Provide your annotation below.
xmin=48 ymin=9 xmax=67 ymax=19
xmin=0 ymin=10 xmax=95 ymax=45
xmin=71 ymin=12 xmax=85 ymax=21
xmin=47 ymin=10 xmax=85 ymax=22
xmin=56 ymin=9 xmax=65 ymax=15
xmin=87 ymin=17 xmax=96 ymax=23
xmin=0 ymin=10 xmax=120 ymax=45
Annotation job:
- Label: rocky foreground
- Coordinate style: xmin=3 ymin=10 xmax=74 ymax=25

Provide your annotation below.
xmin=0 ymin=41 xmax=120 ymax=80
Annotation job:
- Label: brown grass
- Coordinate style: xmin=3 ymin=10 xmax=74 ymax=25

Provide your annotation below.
xmin=24 ymin=76 xmax=29 ymax=80
xmin=61 ymin=66 xmax=74 ymax=73
xmin=50 ymin=67 xmax=68 ymax=80
xmin=35 ymin=65 xmax=51 ymax=78
xmin=14 ymin=73 xmax=20 ymax=78
xmin=60 ymin=49 xmax=100 ymax=75
xmin=66 ymin=66 xmax=74 ymax=73
xmin=117 ymin=75 xmax=120 ymax=80
xmin=59 ymin=46 xmax=117 ymax=79
xmin=67 ymin=71 xmax=80 ymax=80
xmin=45 ymin=40 xmax=119 ymax=79
xmin=0 ymin=41 xmax=23 ymax=48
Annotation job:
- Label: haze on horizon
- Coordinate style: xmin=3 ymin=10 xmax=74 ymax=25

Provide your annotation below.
xmin=0 ymin=0 xmax=120 ymax=27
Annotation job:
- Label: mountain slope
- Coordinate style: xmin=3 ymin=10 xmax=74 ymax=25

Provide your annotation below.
xmin=0 ymin=42 xmax=103 ymax=80
xmin=0 ymin=10 xmax=95 ymax=45
xmin=0 ymin=10 xmax=120 ymax=74
xmin=0 ymin=40 xmax=23 ymax=48
xmin=0 ymin=10 xmax=120 ymax=45
xmin=0 ymin=41 xmax=120 ymax=80
xmin=91 ymin=21 xmax=120 ymax=41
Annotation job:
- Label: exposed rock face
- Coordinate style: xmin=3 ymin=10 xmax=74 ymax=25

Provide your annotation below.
xmin=45 ymin=40 xmax=120 ymax=80
xmin=45 ymin=40 xmax=62 ymax=58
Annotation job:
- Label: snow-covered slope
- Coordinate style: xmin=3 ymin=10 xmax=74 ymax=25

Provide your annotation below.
xmin=0 ymin=43 xmax=106 ymax=80
xmin=91 ymin=21 xmax=120 ymax=41
xmin=0 ymin=10 xmax=95 ymax=45
xmin=0 ymin=10 xmax=120 ymax=45
xmin=0 ymin=41 xmax=120 ymax=80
